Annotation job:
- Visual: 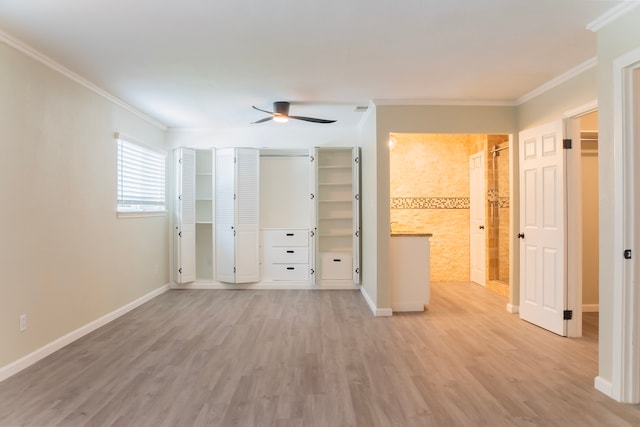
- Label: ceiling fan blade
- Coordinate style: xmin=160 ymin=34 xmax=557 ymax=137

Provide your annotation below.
xmin=289 ymin=115 xmax=336 ymax=124
xmin=252 ymin=105 xmax=275 ymax=115
xmin=251 ymin=116 xmax=273 ymax=124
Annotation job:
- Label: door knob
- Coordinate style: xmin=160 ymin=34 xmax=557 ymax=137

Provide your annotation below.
xmin=479 ymin=225 xmax=485 ymax=230
xmin=517 ymin=233 xmax=525 ymax=239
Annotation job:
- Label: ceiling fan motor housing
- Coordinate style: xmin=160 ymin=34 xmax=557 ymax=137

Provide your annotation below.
xmin=273 ymin=101 xmax=290 ymax=116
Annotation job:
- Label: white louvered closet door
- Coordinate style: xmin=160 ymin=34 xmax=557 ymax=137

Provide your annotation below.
xmin=215 ymin=148 xmax=236 ymax=283
xmin=175 ymin=148 xmax=196 ymax=284
xmin=234 ymin=148 xmax=260 ymax=283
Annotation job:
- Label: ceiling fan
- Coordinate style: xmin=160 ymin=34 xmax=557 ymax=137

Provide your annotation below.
xmin=251 ymin=101 xmax=336 ymax=124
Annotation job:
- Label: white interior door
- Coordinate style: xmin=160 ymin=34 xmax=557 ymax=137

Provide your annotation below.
xmin=519 ymin=120 xmax=567 ymax=336
xmin=470 ymin=151 xmax=486 ymax=286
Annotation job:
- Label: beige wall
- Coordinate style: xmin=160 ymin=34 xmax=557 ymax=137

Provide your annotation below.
xmin=518 ymin=66 xmax=598 ymax=130
xmin=595 ymin=5 xmax=640 ymax=384
xmin=0 ymin=42 xmax=169 ymax=369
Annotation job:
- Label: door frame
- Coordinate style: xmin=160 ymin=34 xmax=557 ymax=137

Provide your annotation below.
xmin=469 ymin=150 xmax=486 ymax=286
xmin=563 ymin=100 xmax=598 ymax=338
xmin=607 ymin=47 xmax=640 ymax=403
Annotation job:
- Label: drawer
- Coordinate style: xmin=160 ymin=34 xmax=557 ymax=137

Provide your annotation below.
xmin=321 ymin=252 xmax=353 ymax=280
xmin=263 ymin=263 xmax=309 ymax=281
xmin=265 ymin=246 xmax=309 ymax=264
xmin=263 ymin=229 xmax=308 ymax=247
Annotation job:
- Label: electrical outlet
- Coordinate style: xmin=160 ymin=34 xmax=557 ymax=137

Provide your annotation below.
xmin=19 ymin=314 xmax=27 ymax=332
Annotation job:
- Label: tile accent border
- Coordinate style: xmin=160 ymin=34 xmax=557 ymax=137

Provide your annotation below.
xmin=391 ymin=197 xmax=470 ymax=209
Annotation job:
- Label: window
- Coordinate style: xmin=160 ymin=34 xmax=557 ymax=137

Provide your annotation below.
xmin=116 ymin=133 xmax=166 ymax=216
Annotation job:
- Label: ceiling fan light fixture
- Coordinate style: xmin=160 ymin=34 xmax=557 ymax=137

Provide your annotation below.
xmin=251 ymin=102 xmax=336 ymax=124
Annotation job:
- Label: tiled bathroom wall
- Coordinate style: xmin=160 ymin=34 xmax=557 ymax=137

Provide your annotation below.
xmin=390 ymin=133 xmax=510 ymax=289
xmin=390 ymin=133 xmax=475 ymax=281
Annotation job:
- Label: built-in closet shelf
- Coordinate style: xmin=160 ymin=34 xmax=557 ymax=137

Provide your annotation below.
xmin=318 ymin=183 xmax=351 ymax=186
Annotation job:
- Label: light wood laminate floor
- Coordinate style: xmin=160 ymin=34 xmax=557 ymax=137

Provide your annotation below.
xmin=1 ymin=282 xmax=639 ymax=426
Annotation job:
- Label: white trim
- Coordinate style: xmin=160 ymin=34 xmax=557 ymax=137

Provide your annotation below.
xmin=360 ymin=286 xmax=393 ymax=316
xmin=372 ymin=98 xmax=517 ymax=107
xmin=506 ymin=304 xmax=519 ymax=314
xmin=392 ymin=303 xmax=425 ymax=312
xmin=583 ymin=304 xmax=600 ymax=313
xmin=586 ymin=1 xmax=640 ymax=33
xmin=517 ymin=58 xmax=597 ymax=105
xmin=0 ymin=284 xmax=170 ymax=383
xmin=173 ymin=280 xmax=360 ymax=290
xmin=563 ymin=100 xmax=599 ymax=119
xmin=117 ymin=210 xmax=168 ymax=219
xmin=595 ymin=376 xmax=614 ymax=398
xmin=611 ymin=45 xmax=640 ymax=404
xmin=357 ymin=100 xmax=377 ymax=129
xmin=0 ymin=29 xmax=167 ymax=131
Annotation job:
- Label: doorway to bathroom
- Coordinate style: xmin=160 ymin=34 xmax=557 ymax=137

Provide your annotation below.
xmin=389 ymin=133 xmax=511 ymax=297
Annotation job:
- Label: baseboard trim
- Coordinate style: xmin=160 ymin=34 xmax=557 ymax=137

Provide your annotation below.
xmin=594 ymin=376 xmax=613 ymax=399
xmin=0 ymin=284 xmax=170 ymax=383
xmin=173 ymin=280 xmax=359 ymax=290
xmin=392 ymin=303 xmax=425 ymax=312
xmin=360 ymin=286 xmax=393 ymax=316
xmin=507 ymin=304 xmax=520 ymax=314
xmin=582 ymin=304 xmax=600 ymax=312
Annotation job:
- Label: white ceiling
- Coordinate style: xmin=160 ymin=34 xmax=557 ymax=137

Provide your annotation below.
xmin=0 ymin=0 xmax=626 ymax=129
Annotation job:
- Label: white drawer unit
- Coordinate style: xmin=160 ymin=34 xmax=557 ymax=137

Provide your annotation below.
xmin=262 ymin=263 xmax=309 ymax=281
xmin=321 ymin=252 xmax=353 ymax=280
xmin=263 ymin=229 xmax=308 ymax=247
xmin=262 ymin=229 xmax=310 ymax=281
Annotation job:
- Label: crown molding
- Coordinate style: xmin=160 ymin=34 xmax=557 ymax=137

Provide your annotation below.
xmin=0 ymin=29 xmax=167 ymax=131
xmin=587 ymin=1 xmax=640 ymax=33
xmin=372 ymin=98 xmax=517 ymax=107
xmin=516 ymin=57 xmax=597 ymax=105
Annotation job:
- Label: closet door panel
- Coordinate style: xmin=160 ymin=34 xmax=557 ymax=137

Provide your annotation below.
xmin=235 ymin=148 xmax=260 ymax=283
xmin=175 ymin=148 xmax=196 ymax=284
xmin=215 ymin=148 xmax=236 ymax=282
xmin=352 ymin=147 xmax=361 ymax=284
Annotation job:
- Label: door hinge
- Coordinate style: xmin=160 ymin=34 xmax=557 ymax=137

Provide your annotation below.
xmin=178 ymin=268 xmax=182 ymax=274
xmin=310 ymin=155 xmax=315 ymax=163
xmin=233 ymin=267 xmax=236 ymax=273
xmin=563 ymin=139 xmax=572 ymax=149
xmin=355 ymin=267 xmax=360 ymax=274
xmin=624 ymin=249 xmax=632 ymax=259
xmin=563 ymin=310 xmax=573 ymax=320
xmin=178 ymin=231 xmax=182 ymax=237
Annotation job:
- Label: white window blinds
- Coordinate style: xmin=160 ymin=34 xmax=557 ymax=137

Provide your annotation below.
xmin=116 ymin=134 xmax=166 ymax=214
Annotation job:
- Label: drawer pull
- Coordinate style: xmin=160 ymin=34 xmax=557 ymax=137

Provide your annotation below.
xmin=286 ymin=267 xmax=295 ymax=270
xmin=286 ymin=250 xmax=295 ymax=253
xmin=333 ymin=259 xmax=342 ymax=262
xmin=286 ymin=233 xmax=294 ymax=236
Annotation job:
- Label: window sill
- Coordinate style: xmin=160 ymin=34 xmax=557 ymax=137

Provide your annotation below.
xmin=117 ymin=210 xmax=167 ymax=219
